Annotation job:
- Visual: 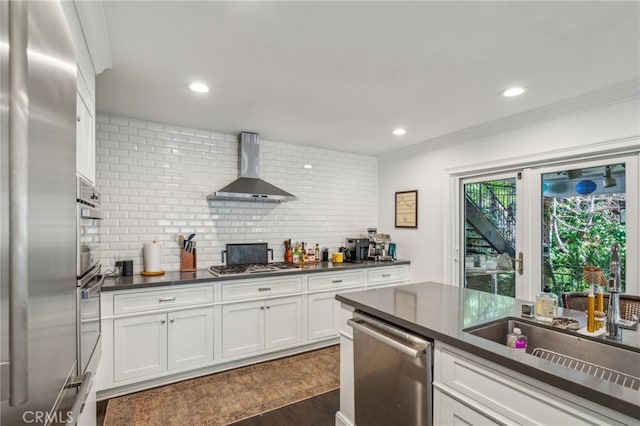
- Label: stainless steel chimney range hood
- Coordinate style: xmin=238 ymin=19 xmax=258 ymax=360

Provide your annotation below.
xmin=207 ymin=132 xmax=298 ymax=203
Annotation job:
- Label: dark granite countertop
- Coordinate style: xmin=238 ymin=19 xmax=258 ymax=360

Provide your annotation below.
xmin=336 ymin=282 xmax=640 ymax=420
xmin=101 ymin=260 xmax=410 ymax=292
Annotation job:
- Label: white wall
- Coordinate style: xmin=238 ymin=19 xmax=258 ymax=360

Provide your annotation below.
xmin=96 ymin=114 xmax=379 ymax=273
xmin=379 ymin=98 xmax=640 ymax=285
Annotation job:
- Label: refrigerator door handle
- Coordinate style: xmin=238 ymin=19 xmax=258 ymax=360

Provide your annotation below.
xmin=8 ymin=0 xmax=30 ymax=406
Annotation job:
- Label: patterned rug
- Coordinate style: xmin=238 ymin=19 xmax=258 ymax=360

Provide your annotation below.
xmin=103 ymin=345 xmax=340 ymax=426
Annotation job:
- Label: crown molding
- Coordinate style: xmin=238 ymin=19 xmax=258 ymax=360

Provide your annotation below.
xmin=380 ymin=80 xmax=640 ymax=163
xmin=74 ymin=0 xmax=112 ymax=74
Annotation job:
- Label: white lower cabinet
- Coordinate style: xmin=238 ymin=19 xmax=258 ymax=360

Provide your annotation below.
xmin=435 ymin=391 xmax=500 ymax=426
xmin=167 ymin=307 xmax=214 ymax=369
xmin=114 ymin=307 xmax=213 ymax=382
xmin=307 ymin=292 xmax=338 ymax=340
xmin=433 ymin=343 xmax=633 ymax=426
xmin=221 ymin=296 xmax=302 ymax=358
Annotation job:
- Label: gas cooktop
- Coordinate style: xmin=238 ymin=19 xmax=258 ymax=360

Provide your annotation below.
xmin=208 ymin=262 xmax=301 ymax=276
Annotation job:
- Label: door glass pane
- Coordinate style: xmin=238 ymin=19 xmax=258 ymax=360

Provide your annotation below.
xmin=541 ymin=163 xmax=626 ymax=301
xmin=464 ymin=178 xmax=517 ymax=297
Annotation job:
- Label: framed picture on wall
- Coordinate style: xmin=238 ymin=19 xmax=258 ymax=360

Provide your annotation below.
xmin=395 ymin=190 xmax=418 ymax=228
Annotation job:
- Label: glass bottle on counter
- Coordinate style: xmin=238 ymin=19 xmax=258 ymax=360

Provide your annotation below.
xmin=315 ymin=244 xmax=320 ymax=261
xmin=535 ymin=285 xmax=558 ymax=323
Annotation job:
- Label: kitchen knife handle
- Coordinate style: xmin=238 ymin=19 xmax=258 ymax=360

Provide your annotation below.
xmin=8 ymin=0 xmax=29 ymax=406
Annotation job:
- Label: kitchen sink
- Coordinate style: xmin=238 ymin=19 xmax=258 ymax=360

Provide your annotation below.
xmin=464 ymin=317 xmax=640 ymax=390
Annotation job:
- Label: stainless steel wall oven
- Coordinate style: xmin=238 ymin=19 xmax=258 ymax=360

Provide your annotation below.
xmin=76 ymin=177 xmax=103 ymax=375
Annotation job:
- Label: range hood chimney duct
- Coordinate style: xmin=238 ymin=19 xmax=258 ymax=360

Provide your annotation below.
xmin=207 ymin=132 xmax=298 ymax=203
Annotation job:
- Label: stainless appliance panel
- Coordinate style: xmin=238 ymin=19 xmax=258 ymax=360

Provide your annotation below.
xmin=77 ymin=271 xmax=103 ymax=375
xmin=1 ymin=1 xmax=78 ymax=424
xmin=350 ymin=312 xmax=433 ymax=426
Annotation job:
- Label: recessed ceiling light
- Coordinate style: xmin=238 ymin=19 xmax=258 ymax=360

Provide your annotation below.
xmin=189 ymin=82 xmax=209 ymax=93
xmin=392 ymin=128 xmax=406 ymax=136
xmin=501 ymin=87 xmax=527 ymax=97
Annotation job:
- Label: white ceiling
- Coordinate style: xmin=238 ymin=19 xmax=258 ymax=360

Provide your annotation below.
xmin=96 ymin=1 xmax=640 ymax=155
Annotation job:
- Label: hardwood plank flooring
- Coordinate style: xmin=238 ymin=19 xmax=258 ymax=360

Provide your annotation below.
xmin=230 ymin=389 xmax=339 ymax=426
xmin=96 ymin=389 xmax=339 ymax=426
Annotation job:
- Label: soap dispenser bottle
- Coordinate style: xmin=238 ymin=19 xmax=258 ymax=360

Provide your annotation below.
xmin=536 ymin=285 xmax=558 ymax=322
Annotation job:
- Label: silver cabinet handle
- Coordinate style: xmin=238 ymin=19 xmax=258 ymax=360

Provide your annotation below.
xmin=260 ymin=306 xmax=265 ymax=310
xmin=382 ymin=274 xmax=391 ymax=278
xmin=9 ymin=0 xmax=29 ymax=406
xmin=161 ymin=319 xmax=166 ymax=324
xmin=266 ymin=305 xmax=271 ymax=309
xmin=159 ymin=297 xmax=175 ymax=302
xmin=258 ymin=287 xmax=271 ymax=291
xmin=332 ymin=279 xmax=343 ymax=284
xmin=169 ymin=318 xmax=175 ymax=323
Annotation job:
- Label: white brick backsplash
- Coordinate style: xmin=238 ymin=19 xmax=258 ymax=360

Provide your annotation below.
xmin=96 ymin=114 xmax=379 ymax=273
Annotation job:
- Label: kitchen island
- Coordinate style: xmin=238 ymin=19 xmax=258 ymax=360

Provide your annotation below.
xmin=335 ymin=282 xmax=640 ymax=425
xmin=96 ymin=261 xmax=409 ymax=399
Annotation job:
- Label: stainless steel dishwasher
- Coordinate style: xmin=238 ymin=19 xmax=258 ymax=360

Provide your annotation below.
xmin=348 ymin=311 xmax=433 ymax=426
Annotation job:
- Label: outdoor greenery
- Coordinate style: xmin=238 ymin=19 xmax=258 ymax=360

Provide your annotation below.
xmin=543 ymin=194 xmax=626 ymax=294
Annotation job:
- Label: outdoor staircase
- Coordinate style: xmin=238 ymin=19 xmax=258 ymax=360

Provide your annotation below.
xmin=465 ymin=182 xmax=516 ymax=258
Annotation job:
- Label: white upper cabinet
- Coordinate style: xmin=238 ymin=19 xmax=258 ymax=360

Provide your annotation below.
xmin=61 ymin=1 xmax=111 ymax=186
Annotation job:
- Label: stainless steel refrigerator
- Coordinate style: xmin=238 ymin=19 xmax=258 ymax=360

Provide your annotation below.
xmin=1 ymin=1 xmax=80 ymax=424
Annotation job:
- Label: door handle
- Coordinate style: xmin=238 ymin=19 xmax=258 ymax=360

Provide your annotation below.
xmin=516 ymin=252 xmax=524 ymax=275
xmin=8 ymin=0 xmax=29 ymax=406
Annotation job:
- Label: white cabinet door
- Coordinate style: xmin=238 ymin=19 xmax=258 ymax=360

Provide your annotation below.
xmin=167 ymin=307 xmax=214 ymax=370
xmin=76 ymin=89 xmax=95 ymax=184
xmin=307 ymin=292 xmax=338 ymax=340
xmin=221 ymin=300 xmax=265 ymax=358
xmin=435 ymin=390 xmax=500 ymax=426
xmin=114 ymin=313 xmax=167 ymax=381
xmin=265 ymin=296 xmax=302 ymax=349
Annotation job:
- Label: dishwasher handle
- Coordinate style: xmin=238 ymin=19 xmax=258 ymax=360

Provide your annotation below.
xmin=348 ymin=318 xmax=429 ymax=358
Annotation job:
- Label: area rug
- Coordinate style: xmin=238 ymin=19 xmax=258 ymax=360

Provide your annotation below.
xmin=103 ymin=345 xmax=340 ymax=426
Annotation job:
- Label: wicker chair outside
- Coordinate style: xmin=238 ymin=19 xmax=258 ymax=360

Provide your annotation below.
xmin=562 ymin=292 xmax=640 ymax=321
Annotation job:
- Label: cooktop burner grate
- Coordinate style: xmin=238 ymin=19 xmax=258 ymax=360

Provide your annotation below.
xmin=209 ymin=262 xmax=301 ymax=276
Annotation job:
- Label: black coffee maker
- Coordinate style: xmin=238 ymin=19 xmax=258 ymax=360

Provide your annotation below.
xmin=344 ymin=238 xmax=370 ymax=263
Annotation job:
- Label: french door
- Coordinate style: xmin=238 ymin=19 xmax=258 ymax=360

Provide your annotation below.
xmin=457 ymin=153 xmax=638 ymax=302
xmin=461 ymin=172 xmax=527 ymax=299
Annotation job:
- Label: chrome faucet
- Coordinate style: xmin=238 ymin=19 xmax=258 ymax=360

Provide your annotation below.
xmin=605 ymin=243 xmax=638 ymax=340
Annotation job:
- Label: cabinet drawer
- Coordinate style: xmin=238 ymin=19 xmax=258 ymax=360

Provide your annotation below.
xmin=221 ymin=276 xmax=303 ymax=302
xmin=113 ymin=286 xmax=213 ymax=314
xmin=367 ymin=266 xmax=406 ymax=286
xmin=308 ymin=271 xmax=364 ymax=291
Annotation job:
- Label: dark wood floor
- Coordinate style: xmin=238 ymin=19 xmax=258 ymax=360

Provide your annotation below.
xmin=96 ymin=389 xmax=339 ymax=426
xmin=231 ymin=389 xmax=339 ymax=426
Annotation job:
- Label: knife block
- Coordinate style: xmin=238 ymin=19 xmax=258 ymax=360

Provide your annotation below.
xmin=180 ymin=248 xmax=197 ymax=272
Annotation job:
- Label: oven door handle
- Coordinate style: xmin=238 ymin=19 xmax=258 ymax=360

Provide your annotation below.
xmin=66 ymin=371 xmax=92 ymax=424
xmin=82 ymin=274 xmax=105 ymax=299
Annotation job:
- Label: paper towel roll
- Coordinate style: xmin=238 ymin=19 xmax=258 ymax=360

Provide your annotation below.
xmin=143 ymin=241 xmax=162 ymax=272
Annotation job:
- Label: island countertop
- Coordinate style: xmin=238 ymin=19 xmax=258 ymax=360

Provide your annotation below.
xmin=335 ymin=281 xmax=640 ymax=421
xmin=101 ymin=260 xmax=410 ymax=291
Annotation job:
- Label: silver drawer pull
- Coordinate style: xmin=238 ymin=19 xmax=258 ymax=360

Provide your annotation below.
xmin=332 ymin=279 xmax=343 ymax=284
xmin=382 ymin=274 xmax=391 ymax=278
xmin=169 ymin=318 xmax=175 ymax=323
xmin=258 ymin=287 xmax=271 ymax=291
xmin=161 ymin=319 xmax=166 ymax=324
xmin=159 ymin=297 xmax=176 ymax=302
